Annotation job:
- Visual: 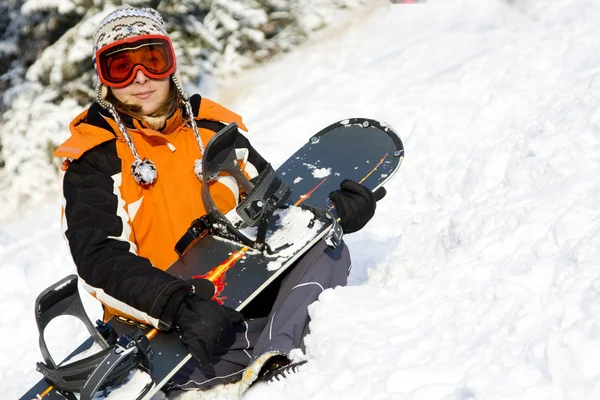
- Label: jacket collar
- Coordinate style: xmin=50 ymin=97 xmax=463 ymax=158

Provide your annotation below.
xmin=56 ymin=96 xmax=248 ymax=160
xmin=111 ymin=105 xmax=184 ymax=137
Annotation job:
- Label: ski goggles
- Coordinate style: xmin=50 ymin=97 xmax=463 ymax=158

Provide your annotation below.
xmin=95 ymin=35 xmax=176 ymax=88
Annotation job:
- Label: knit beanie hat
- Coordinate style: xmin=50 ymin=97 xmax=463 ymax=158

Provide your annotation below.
xmin=93 ymin=7 xmax=205 ymax=186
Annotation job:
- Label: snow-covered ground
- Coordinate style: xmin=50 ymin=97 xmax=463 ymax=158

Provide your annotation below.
xmin=4 ymin=0 xmax=600 ymax=398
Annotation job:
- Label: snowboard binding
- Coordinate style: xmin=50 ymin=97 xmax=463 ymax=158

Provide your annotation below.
xmin=34 ymin=275 xmax=154 ymax=400
xmin=176 ymin=123 xmax=342 ymax=256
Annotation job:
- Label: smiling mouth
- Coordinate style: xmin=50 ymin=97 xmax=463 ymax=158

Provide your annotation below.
xmin=134 ymin=91 xmax=154 ymax=98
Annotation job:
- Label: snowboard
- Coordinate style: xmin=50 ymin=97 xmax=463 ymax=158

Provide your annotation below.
xmin=20 ymin=118 xmax=404 ymax=400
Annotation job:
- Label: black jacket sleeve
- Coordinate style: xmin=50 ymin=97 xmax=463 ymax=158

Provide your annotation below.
xmin=62 ymin=140 xmax=190 ymax=330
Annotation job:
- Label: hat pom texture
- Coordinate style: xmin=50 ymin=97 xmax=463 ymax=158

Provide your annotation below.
xmin=131 ymin=158 xmax=158 ymax=186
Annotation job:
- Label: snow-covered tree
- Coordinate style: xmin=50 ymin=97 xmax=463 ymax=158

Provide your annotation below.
xmin=0 ymin=0 xmax=368 ymax=220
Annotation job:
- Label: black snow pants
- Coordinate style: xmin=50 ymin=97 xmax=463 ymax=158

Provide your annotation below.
xmin=164 ymin=239 xmax=351 ymax=391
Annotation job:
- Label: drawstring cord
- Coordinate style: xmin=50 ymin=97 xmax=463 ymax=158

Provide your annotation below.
xmin=94 ymin=75 xmax=205 ymax=186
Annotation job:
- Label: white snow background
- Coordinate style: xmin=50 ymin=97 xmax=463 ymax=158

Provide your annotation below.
xmin=3 ymin=0 xmax=600 ymax=399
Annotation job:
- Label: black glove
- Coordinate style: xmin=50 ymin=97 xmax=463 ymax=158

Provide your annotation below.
xmin=174 ymin=294 xmax=243 ymax=366
xmin=328 ymin=179 xmax=386 ymax=234
xmin=186 ymin=277 xmax=216 ymax=300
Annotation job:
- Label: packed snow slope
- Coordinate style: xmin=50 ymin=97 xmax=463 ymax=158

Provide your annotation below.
xmin=3 ymin=0 xmax=600 ymax=398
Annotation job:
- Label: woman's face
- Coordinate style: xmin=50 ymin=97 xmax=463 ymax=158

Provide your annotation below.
xmin=111 ymin=70 xmax=170 ymax=116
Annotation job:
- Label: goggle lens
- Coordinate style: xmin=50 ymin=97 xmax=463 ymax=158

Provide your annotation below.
xmin=97 ymin=36 xmax=176 ymax=87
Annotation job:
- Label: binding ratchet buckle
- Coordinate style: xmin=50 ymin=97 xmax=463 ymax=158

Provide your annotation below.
xmin=177 ymin=123 xmax=292 ymax=255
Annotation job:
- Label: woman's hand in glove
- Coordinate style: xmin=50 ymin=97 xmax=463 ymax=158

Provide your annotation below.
xmin=328 ymin=179 xmax=386 ymax=234
xmin=174 ymin=294 xmax=243 ymax=366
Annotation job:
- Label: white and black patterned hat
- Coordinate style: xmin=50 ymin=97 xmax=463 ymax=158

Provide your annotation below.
xmin=93 ymin=7 xmax=169 ymax=56
xmin=92 ymin=7 xmax=183 ymax=103
xmin=92 ymin=7 xmax=206 ymax=187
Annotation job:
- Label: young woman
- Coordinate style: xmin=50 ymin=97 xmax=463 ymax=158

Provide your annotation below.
xmin=54 ymin=6 xmax=379 ymax=393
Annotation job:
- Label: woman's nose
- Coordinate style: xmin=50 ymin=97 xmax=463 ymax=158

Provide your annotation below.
xmin=133 ymin=69 xmax=149 ymax=84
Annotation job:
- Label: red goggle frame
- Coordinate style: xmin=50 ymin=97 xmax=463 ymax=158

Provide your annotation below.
xmin=95 ymin=35 xmax=177 ymax=88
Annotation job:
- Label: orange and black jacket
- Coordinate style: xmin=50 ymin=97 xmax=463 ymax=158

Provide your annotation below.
xmin=55 ymin=95 xmax=266 ymax=330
